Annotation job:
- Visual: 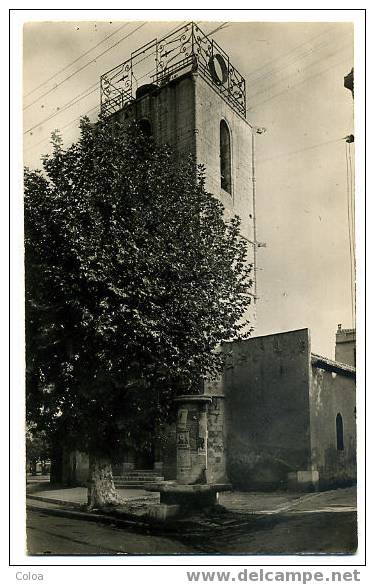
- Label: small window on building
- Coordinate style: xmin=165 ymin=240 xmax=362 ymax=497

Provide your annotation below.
xmin=139 ymin=118 xmax=152 ymax=137
xmin=336 ymin=413 xmax=344 ymax=451
xmin=220 ymin=120 xmax=232 ymax=194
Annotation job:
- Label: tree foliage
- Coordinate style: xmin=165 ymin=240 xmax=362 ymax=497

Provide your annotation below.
xmin=25 ymin=116 xmax=253 ymax=460
xmin=26 ymin=427 xmax=51 ymax=468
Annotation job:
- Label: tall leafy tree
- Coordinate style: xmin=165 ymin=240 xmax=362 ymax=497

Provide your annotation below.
xmin=26 ymin=427 xmax=51 ymax=475
xmin=25 ymin=116 xmax=253 ymax=508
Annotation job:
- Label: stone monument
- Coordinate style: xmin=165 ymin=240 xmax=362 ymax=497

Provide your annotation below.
xmin=147 ymin=394 xmax=231 ymax=521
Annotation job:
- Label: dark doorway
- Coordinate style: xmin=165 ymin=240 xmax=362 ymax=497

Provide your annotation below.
xmin=134 ymin=445 xmax=154 ymax=469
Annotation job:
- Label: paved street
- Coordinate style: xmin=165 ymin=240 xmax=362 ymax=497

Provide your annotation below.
xmin=179 ymin=510 xmax=357 ymax=554
xmin=219 ymin=486 xmax=356 ymax=514
xmin=27 ymin=508 xmax=193 ymax=555
xmin=26 ymin=487 xmax=357 ymax=556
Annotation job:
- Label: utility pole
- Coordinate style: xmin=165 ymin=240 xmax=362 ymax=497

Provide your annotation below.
xmin=251 ymin=126 xmax=266 ymax=302
xmin=344 ymin=67 xmax=354 ymax=98
xmin=344 ymin=68 xmax=355 ymax=328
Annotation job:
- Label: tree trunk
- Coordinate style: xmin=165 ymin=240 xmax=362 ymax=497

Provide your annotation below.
xmin=87 ymin=454 xmax=123 ymax=510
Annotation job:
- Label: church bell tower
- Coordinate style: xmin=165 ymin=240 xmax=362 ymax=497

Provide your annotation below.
xmin=100 ymin=22 xmax=258 ymax=329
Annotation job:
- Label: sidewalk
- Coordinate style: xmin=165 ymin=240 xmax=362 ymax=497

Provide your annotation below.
xmin=27 ymin=485 xmax=159 ymax=507
xmin=27 ymin=481 xmax=356 ymax=531
xmin=27 ymin=483 xmax=160 ymax=524
xmin=218 ymin=486 xmax=357 ymax=515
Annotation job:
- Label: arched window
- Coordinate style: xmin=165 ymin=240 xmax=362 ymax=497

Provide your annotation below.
xmin=336 ymin=413 xmax=344 ymax=451
xmin=220 ymin=120 xmax=232 ymax=194
xmin=139 ymin=118 xmax=152 ymax=137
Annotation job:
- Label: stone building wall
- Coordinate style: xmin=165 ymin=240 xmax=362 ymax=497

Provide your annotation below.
xmin=113 ymin=76 xmax=196 ymax=156
xmin=115 ymin=73 xmax=255 ymax=243
xmin=309 ymin=359 xmax=356 ymax=488
xmin=335 ymin=326 xmax=356 ymax=367
xmin=222 ymin=329 xmax=312 ymax=489
xmin=114 ymin=72 xmax=256 ymax=330
xmin=61 ymin=450 xmax=89 ymax=485
xmin=161 ymin=422 xmax=177 ymax=480
xmin=194 ymin=74 xmax=256 ymax=327
xmin=221 ymin=329 xmax=356 ymax=491
xmin=195 ymin=75 xmax=254 ymax=240
xmin=206 ymin=396 xmax=228 ymax=484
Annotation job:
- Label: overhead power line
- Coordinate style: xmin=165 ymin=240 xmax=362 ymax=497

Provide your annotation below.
xmin=24 ymin=21 xmax=192 ymax=154
xmin=131 ymin=21 xmax=230 ymax=88
xmin=24 ymin=21 xmax=190 ymax=138
xmin=258 ymin=136 xmax=345 ymax=164
xmin=246 ymin=25 xmax=335 ymax=83
xmin=24 ymin=22 xmax=130 ymax=99
xmin=24 ymin=103 xmax=100 ymax=154
xmin=345 ymin=140 xmax=355 ymax=327
xmin=24 ymin=83 xmax=99 ymax=135
xmin=248 ymin=36 xmax=349 ymax=102
xmin=128 ymin=20 xmax=190 ymax=79
xmin=207 ymin=22 xmax=229 ymax=36
xmin=24 ymin=21 xmax=223 ymax=147
xmin=23 ymin=22 xmax=147 ymax=111
xmin=248 ymin=40 xmax=352 ymax=104
xmin=250 ymin=52 xmax=352 ymax=111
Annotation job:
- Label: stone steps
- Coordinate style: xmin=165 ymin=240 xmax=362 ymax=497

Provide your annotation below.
xmin=113 ymin=472 xmax=161 ymax=481
xmin=115 ymin=482 xmax=163 ymax=488
xmin=114 ymin=477 xmax=164 ymax=483
xmin=113 ymin=469 xmax=161 ymax=475
xmin=113 ymin=470 xmax=164 ymax=488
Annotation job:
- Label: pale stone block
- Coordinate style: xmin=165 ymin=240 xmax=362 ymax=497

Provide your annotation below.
xmin=297 ymin=470 xmax=319 ymax=483
xmin=287 ymin=470 xmax=320 ymax=492
xmin=147 ymin=503 xmax=181 ymax=521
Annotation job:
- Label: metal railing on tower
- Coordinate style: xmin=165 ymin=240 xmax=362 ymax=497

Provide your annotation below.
xmin=100 ymin=22 xmax=246 ymax=119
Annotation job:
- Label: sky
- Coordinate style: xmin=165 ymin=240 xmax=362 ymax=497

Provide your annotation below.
xmin=23 ymin=18 xmax=355 ymax=359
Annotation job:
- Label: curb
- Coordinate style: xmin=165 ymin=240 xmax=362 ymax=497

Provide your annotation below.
xmin=26 ymin=499 xmax=256 ymax=536
xmin=263 ymin=491 xmax=322 ymax=515
xmin=27 ymin=490 xmax=319 ymax=514
xmin=27 ymin=491 xmax=355 ymax=538
xmin=26 ymin=494 xmax=83 ymax=508
xmin=26 ymin=501 xmax=152 ymax=532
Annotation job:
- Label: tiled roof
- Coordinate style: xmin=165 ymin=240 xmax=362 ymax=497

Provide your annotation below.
xmin=311 ymin=353 xmax=356 ymax=377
